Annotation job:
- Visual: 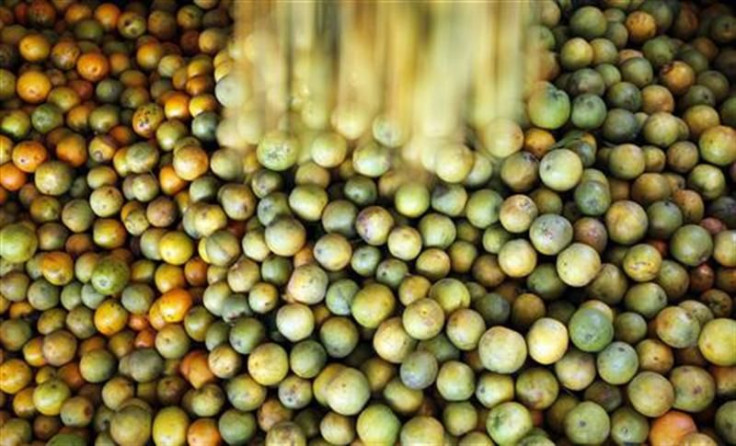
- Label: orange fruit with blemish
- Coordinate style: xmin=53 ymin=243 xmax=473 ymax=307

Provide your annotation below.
xmin=16 ymin=71 xmax=52 ymax=104
xmin=76 ymin=52 xmax=110 ymax=82
xmin=12 ymin=141 xmax=48 ymax=173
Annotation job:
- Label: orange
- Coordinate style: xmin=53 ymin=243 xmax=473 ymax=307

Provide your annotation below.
xmin=94 ymin=299 xmax=129 ymax=337
xmin=65 ymin=233 xmax=95 ymax=257
xmin=64 ymin=3 xmax=92 ymax=24
xmin=13 ymin=3 xmax=28 ymax=26
xmin=0 ymin=358 xmax=33 ymax=394
xmin=16 ymin=71 xmax=52 ymax=104
xmin=109 ymin=52 xmax=131 ymax=75
xmin=188 ymin=94 xmax=217 ymax=117
xmin=55 ymin=133 xmax=87 ymax=167
xmin=180 ymin=350 xmax=215 ymax=389
xmin=181 ymin=30 xmax=201 ymax=55
xmin=109 ymin=125 xmax=136 ymax=146
xmin=0 ymin=6 xmax=13 ymax=26
xmin=164 ymin=91 xmax=190 ymax=120
xmin=12 ymin=386 xmax=36 ymax=417
xmin=94 ymin=3 xmax=121 ymax=31
xmin=67 ymin=80 xmax=94 ymax=101
xmin=27 ymin=0 xmax=57 ymax=29
xmin=187 ymin=418 xmax=221 ymax=446
xmin=128 ymin=314 xmax=149 ymax=332
xmin=523 ymin=128 xmax=556 ymax=158
xmin=626 ymin=11 xmax=657 ymax=44
xmin=154 ymin=264 xmax=187 ymax=294
xmin=172 ymin=145 xmax=208 ymax=181
xmin=0 ymin=163 xmax=27 ymax=191
xmin=649 ymin=411 xmax=697 ymax=446
xmin=136 ymin=41 xmax=164 ymax=72
xmin=78 ymin=336 xmax=106 ymax=356
xmin=40 ymin=251 xmax=74 ymax=286
xmin=10 ymin=301 xmax=34 ymax=319
xmin=132 ymin=103 xmax=164 ymax=138
xmin=19 ymin=33 xmax=51 ymax=63
xmin=50 ymin=40 xmax=81 ymax=71
xmin=12 ymin=141 xmax=48 ymax=173
xmin=184 ymin=257 xmax=208 ymax=287
xmin=57 ymin=363 xmax=84 ymax=391
xmin=87 ymin=135 xmax=117 ymax=163
xmin=172 ymin=67 xmax=189 ymax=90
xmin=186 ymin=75 xmax=214 ymax=97
xmin=158 ymin=288 xmax=193 ymax=323
xmin=159 ymin=165 xmax=188 ymax=195
xmin=119 ymin=70 xmax=148 ymax=88
xmin=148 ymin=300 xmax=167 ymax=331
xmin=22 ymin=337 xmax=47 ymax=368
xmin=76 ymin=52 xmax=110 ymax=82
xmin=134 ymin=327 xmax=156 ymax=349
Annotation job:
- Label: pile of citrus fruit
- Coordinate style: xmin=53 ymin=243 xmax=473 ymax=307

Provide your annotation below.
xmin=0 ymin=0 xmax=734 ymax=445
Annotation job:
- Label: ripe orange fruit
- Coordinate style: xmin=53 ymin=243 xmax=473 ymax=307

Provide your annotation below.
xmin=0 ymin=163 xmax=27 ymax=191
xmin=16 ymin=71 xmax=52 ymax=104
xmin=12 ymin=141 xmax=48 ymax=173
xmin=76 ymin=52 xmax=110 ymax=82
xmin=649 ymin=411 xmax=697 ymax=446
